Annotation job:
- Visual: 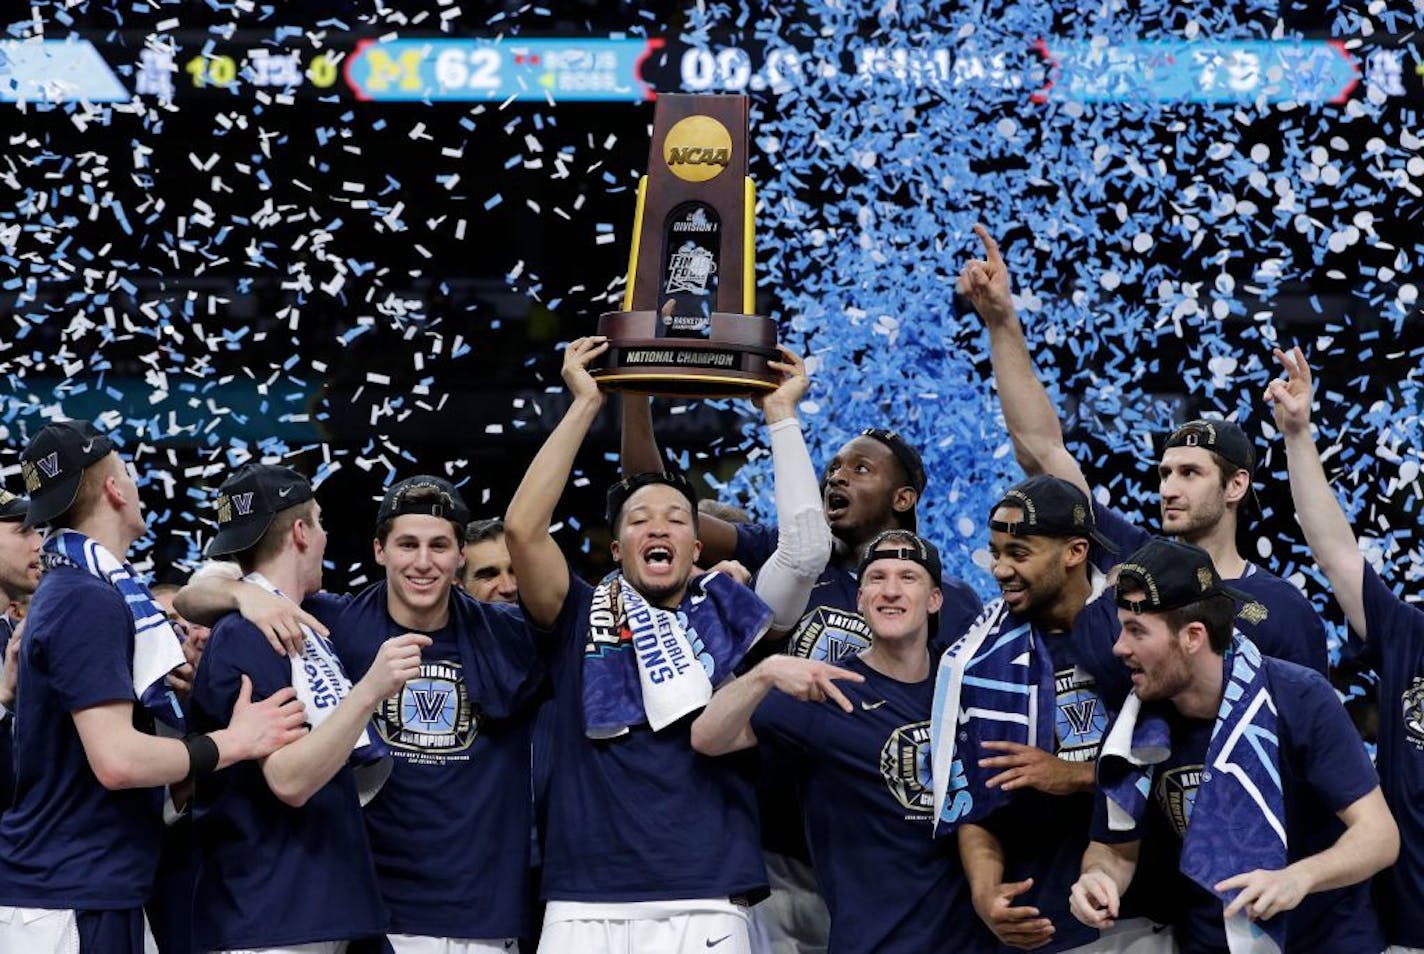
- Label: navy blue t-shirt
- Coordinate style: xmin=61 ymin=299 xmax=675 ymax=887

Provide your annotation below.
xmin=1356 ymin=562 xmax=1424 ymax=948
xmin=752 ymin=655 xmax=995 ymax=954
xmin=0 ymin=567 xmax=164 ymax=909
xmin=1091 ymin=503 xmax=1328 ymax=674
xmin=189 ymin=608 xmax=386 ymax=950
xmin=977 ymin=595 xmax=1125 ymax=954
xmin=320 ymin=585 xmax=539 ymax=940
xmin=736 ymin=522 xmax=983 ymax=868
xmin=1093 ymin=659 xmax=1383 ymax=953
xmin=537 ymin=570 xmax=766 ymax=902
xmin=734 ymin=522 xmax=983 ymax=660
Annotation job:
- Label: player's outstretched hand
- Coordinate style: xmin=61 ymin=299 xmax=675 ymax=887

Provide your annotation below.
xmin=563 ymin=336 xmax=610 ymax=404
xmin=1217 ymin=867 xmax=1308 ymax=923
xmin=225 ymin=676 xmax=308 ymax=761
xmin=702 ymin=560 xmax=752 ymax=587
xmin=979 ymin=740 xmax=1093 ymax=795
xmin=1265 ymin=346 xmax=1313 ymax=438
xmin=760 ymin=656 xmax=864 ymax=713
xmin=957 ymin=224 xmax=1015 ymax=325
xmin=974 ymin=877 xmax=1055 ymax=950
xmin=360 ymin=633 xmax=434 ymax=701
xmin=1069 ymin=870 xmax=1120 ymax=930
xmin=754 ymin=345 xmax=810 ymax=424
xmin=233 ymin=585 xmax=328 ymax=657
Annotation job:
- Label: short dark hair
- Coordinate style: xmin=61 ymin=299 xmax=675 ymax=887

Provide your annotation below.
xmin=235 ymin=499 xmax=317 ymax=576
xmin=1161 ymin=593 xmax=1237 ymax=654
xmin=1204 ymin=450 xmax=1243 ymax=491
xmin=377 ymin=487 xmax=467 ymax=546
xmin=465 ymin=517 xmax=505 ymax=545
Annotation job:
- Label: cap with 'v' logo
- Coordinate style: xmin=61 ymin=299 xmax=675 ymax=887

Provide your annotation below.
xmin=19 ymin=420 xmax=115 ymax=529
xmin=206 ymin=463 xmax=314 ymax=557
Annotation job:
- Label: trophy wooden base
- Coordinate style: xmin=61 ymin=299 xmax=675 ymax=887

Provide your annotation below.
xmin=591 ymin=310 xmax=779 ymax=398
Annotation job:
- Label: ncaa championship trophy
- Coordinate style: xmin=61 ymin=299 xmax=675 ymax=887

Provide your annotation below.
xmin=591 ymin=93 xmax=780 ymax=397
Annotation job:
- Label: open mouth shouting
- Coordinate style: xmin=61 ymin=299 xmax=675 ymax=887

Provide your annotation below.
xmin=825 ymin=489 xmax=851 ymax=521
xmin=641 ymin=544 xmax=676 ymax=576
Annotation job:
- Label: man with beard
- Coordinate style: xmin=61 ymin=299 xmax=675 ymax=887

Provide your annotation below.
xmin=179 ymin=474 xmax=543 ymax=952
xmin=505 ymin=336 xmax=774 ymax=954
xmin=930 ymin=475 xmax=1143 ymax=953
xmin=1072 ymin=537 xmax=1395 ymax=952
xmin=692 ymin=530 xmax=995 ymax=954
xmin=1267 ymin=346 xmax=1424 ymax=952
xmin=461 ymin=518 xmax=519 ymax=604
xmin=960 ymin=225 xmax=1326 ymax=674
xmin=0 ymin=423 xmax=305 ymax=954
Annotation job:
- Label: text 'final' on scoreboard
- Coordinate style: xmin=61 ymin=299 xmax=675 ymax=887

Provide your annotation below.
xmin=2 ymin=33 xmax=1420 ymax=107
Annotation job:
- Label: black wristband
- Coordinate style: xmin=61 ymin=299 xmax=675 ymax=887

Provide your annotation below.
xmin=183 ymin=734 xmax=221 ymax=779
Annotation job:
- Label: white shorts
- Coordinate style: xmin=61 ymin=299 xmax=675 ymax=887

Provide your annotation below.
xmin=1385 ymin=947 xmax=1424 ymax=954
xmin=539 ymin=901 xmax=750 ymax=954
xmin=1063 ymin=918 xmax=1177 ymax=954
xmin=216 ymin=943 xmax=346 ymax=954
xmin=0 ymin=907 xmax=158 ymax=954
xmin=388 ymin=936 xmax=516 ymax=954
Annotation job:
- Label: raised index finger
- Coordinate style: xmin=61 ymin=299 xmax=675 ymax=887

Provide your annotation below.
xmin=974 ymin=224 xmax=1003 ymax=265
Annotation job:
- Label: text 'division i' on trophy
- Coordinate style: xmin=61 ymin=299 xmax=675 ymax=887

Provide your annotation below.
xmin=590 ymin=93 xmax=779 ymax=397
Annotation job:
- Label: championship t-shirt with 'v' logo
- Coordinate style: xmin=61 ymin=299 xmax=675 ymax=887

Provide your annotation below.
xmin=317 ymin=587 xmax=537 ymax=941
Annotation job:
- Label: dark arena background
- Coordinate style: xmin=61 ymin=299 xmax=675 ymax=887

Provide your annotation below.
xmin=2 ymin=0 xmax=1422 ymax=697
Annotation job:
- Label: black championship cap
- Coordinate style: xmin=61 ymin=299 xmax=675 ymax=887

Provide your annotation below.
xmin=856 ymin=529 xmax=943 ymax=583
xmin=0 ymin=489 xmax=29 ymax=523
xmin=988 ymin=475 xmax=1119 ymax=554
xmin=1114 ymin=538 xmax=1250 ymax=614
xmin=606 ymin=471 xmax=698 ymax=528
xmin=1162 ymin=419 xmax=1256 ymax=476
xmin=206 ymin=464 xmax=314 ymax=557
xmin=377 ymin=475 xmax=471 ymax=532
xmin=860 ymin=427 xmax=927 ymax=494
xmin=20 ymin=420 xmax=116 ymax=529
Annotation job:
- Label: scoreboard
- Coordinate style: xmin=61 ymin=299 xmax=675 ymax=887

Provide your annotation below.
xmin=0 ymin=32 xmax=1418 ymax=107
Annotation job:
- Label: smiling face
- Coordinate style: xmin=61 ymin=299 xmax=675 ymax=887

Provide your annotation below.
xmin=987 ymin=505 xmax=1086 ymax=620
xmin=610 ymin=483 xmax=701 ymax=609
xmin=857 ymin=555 xmax=942 ymax=645
xmin=461 ymin=534 xmax=518 ymax=604
xmin=0 ymin=519 xmax=42 ymax=601
xmin=376 ymin=513 xmax=462 ymax=629
xmin=1113 ymin=594 xmax=1195 ymax=702
xmin=1157 ymin=446 xmax=1244 ymax=540
xmin=822 ymin=436 xmax=916 ymax=544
